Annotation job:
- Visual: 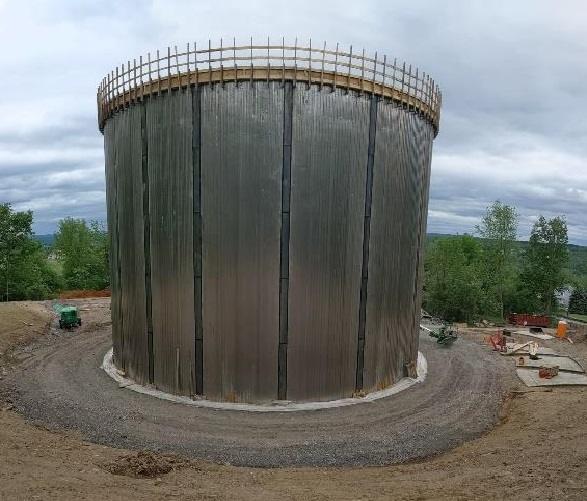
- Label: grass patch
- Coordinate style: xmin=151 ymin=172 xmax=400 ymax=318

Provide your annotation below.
xmin=568 ymin=313 xmax=587 ymax=323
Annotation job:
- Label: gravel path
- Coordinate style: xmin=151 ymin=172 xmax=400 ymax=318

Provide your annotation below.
xmin=3 ymin=315 xmax=509 ymax=467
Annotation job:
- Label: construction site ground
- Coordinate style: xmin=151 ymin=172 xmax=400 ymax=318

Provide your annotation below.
xmin=1 ymin=299 xmax=586 ymax=500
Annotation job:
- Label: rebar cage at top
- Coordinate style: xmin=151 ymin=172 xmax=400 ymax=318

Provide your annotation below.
xmin=97 ymin=38 xmax=442 ymax=133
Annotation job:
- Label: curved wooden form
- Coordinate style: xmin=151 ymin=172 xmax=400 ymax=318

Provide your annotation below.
xmin=97 ymin=40 xmax=442 ymax=134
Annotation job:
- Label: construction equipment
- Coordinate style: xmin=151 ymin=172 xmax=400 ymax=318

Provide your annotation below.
xmin=420 ymin=324 xmax=458 ymax=345
xmin=54 ymin=304 xmax=82 ymax=329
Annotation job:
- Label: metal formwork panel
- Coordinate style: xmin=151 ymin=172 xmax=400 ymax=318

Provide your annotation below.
xmin=363 ymin=104 xmax=431 ymax=391
xmin=113 ymin=105 xmax=149 ymax=384
xmin=411 ymin=118 xmax=434 ymax=356
xmin=104 ymin=120 xmax=122 ymax=368
xmin=146 ymin=90 xmax=195 ymax=396
xmin=288 ymin=86 xmax=369 ymax=401
xmin=201 ymin=82 xmax=283 ymax=402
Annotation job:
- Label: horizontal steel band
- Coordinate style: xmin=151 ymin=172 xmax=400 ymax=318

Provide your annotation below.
xmin=98 ymin=67 xmax=440 ymax=134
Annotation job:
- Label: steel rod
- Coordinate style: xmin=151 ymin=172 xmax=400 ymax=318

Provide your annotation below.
xmin=96 ymin=40 xmax=441 ymax=134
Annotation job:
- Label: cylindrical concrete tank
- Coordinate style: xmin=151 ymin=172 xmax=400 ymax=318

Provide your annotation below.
xmin=98 ymin=41 xmax=441 ymax=403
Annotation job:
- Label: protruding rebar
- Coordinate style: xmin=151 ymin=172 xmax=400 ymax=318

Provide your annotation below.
xmin=97 ymin=39 xmax=441 ymax=134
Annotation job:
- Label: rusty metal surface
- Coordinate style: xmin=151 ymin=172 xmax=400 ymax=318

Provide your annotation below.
xmin=146 ymin=90 xmax=196 ymax=396
xmin=363 ymin=103 xmax=434 ymax=392
xmin=201 ymin=82 xmax=282 ymax=402
xmin=103 ymin=120 xmax=122 ymax=369
xmin=287 ymin=86 xmax=369 ymax=401
xmin=112 ymin=105 xmax=149 ymax=384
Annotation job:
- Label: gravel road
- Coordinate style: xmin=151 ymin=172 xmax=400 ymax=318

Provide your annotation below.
xmin=2 ymin=305 xmax=508 ymax=467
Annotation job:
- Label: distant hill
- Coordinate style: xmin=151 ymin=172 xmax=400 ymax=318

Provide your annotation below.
xmin=426 ymin=233 xmax=587 ymax=279
xmin=33 ymin=231 xmax=587 ymax=277
xmin=427 ymin=232 xmax=456 ymax=240
xmin=34 ymin=234 xmax=55 ymax=247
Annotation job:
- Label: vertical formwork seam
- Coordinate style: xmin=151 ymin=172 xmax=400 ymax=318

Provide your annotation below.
xmin=278 ymin=81 xmax=293 ymax=400
xmin=411 ymin=122 xmax=431 ymax=360
xmin=141 ymin=103 xmax=155 ymax=384
xmin=192 ymin=84 xmax=204 ymax=395
xmin=355 ymin=94 xmax=378 ymax=392
xmin=113 ymin=116 xmax=125 ymax=372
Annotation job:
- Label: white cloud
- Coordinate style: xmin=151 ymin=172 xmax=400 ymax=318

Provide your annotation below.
xmin=0 ymin=0 xmax=585 ymax=244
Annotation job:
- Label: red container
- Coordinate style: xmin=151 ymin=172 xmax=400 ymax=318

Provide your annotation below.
xmin=508 ymin=313 xmax=550 ymax=328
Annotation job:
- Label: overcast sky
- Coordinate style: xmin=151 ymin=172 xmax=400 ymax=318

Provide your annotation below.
xmin=1 ymin=0 xmax=586 ymax=243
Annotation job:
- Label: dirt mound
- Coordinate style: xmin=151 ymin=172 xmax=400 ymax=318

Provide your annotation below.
xmin=59 ymin=289 xmax=111 ymax=299
xmin=105 ymin=451 xmax=188 ymax=478
xmin=0 ymin=302 xmax=51 ymax=363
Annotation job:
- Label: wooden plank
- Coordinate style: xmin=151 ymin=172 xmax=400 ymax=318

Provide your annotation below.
xmin=99 ymin=67 xmax=439 ymax=133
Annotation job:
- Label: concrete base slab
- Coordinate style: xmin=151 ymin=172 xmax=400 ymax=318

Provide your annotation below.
xmin=516 ymin=369 xmax=587 ymax=387
xmin=515 ymin=355 xmax=584 ymax=373
xmin=102 ymin=348 xmax=427 ymax=412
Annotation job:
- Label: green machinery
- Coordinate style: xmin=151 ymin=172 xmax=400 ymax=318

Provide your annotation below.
xmin=420 ymin=324 xmax=458 ymax=345
xmin=431 ymin=325 xmax=458 ymax=345
xmin=53 ymin=304 xmax=82 ymax=329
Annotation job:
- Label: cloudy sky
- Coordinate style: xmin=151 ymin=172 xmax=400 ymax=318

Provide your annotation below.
xmin=1 ymin=0 xmax=586 ymax=243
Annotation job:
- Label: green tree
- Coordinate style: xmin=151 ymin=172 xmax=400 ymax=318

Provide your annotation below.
xmin=0 ymin=203 xmax=30 ymax=301
xmin=0 ymin=203 xmax=60 ymax=301
xmin=475 ymin=201 xmax=518 ymax=320
xmin=520 ymin=216 xmax=569 ymax=314
xmin=53 ymin=218 xmax=109 ymax=290
xmin=568 ymin=288 xmax=587 ymax=315
xmin=424 ymin=235 xmax=487 ymax=322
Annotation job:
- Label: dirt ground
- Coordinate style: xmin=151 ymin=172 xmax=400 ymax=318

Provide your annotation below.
xmin=1 ymin=300 xmax=586 ymax=500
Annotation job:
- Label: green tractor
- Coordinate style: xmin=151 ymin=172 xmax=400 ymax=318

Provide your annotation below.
xmin=57 ymin=306 xmax=82 ymax=329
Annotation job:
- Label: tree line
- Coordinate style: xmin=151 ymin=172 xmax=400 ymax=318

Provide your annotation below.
xmin=0 ymin=203 xmax=109 ymax=301
xmin=1 ymin=200 xmax=586 ymax=320
xmin=423 ymin=201 xmax=579 ymax=323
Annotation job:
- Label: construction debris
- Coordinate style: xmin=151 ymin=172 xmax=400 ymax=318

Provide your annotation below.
xmin=513 ymin=329 xmax=554 ymax=340
xmin=538 ymin=366 xmax=559 ymax=379
xmin=482 ymin=326 xmax=587 ymax=387
xmin=515 ymin=355 xmax=584 ymax=373
xmin=507 ymin=341 xmax=539 ymax=356
xmin=488 ymin=332 xmax=507 ymax=352
xmin=516 ymin=369 xmax=587 ymax=387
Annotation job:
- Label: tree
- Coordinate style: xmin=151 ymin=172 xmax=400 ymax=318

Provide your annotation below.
xmin=0 ymin=203 xmax=60 ymax=301
xmin=8 ymin=238 xmax=62 ymax=299
xmin=424 ymin=235 xmax=487 ymax=322
xmin=569 ymin=288 xmax=587 ymax=315
xmin=475 ymin=201 xmax=518 ymax=320
xmin=0 ymin=203 xmax=31 ymax=301
xmin=53 ymin=218 xmax=109 ymax=290
xmin=520 ymin=216 xmax=569 ymax=314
